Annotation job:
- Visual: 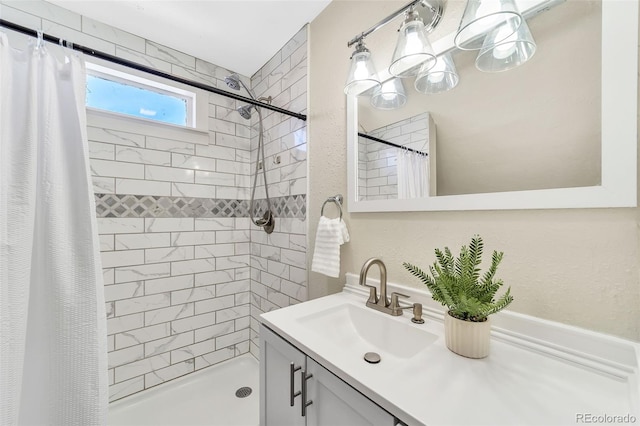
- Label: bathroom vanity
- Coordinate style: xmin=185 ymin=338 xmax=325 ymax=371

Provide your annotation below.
xmin=259 ymin=275 xmax=640 ymax=426
xmin=260 ymin=326 xmax=396 ymax=425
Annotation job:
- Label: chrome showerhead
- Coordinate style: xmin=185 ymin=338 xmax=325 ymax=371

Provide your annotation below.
xmin=237 ymin=104 xmax=253 ymax=120
xmin=236 ymin=96 xmax=273 ymax=119
xmin=225 ymin=73 xmax=257 ymax=101
xmin=224 ymin=73 xmax=242 ymax=90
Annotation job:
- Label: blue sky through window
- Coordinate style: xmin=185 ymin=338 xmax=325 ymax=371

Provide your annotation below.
xmin=86 ymin=75 xmax=188 ymax=126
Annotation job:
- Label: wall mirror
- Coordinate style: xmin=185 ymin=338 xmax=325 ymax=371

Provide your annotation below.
xmin=346 ymin=0 xmax=637 ymax=212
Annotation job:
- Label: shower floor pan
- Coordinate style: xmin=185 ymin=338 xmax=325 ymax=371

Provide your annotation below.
xmin=108 ymin=354 xmax=259 ymax=426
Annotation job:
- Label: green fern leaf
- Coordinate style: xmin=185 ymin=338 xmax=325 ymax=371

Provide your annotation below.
xmin=403 ymin=236 xmax=513 ymax=322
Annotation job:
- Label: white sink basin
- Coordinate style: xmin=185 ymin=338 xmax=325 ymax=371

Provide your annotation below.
xmin=296 ymin=301 xmax=437 ymax=360
xmin=261 ymin=289 xmax=640 ymax=426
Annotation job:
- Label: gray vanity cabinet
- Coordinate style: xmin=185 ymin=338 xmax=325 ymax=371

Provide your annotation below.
xmin=260 ymin=325 xmax=306 ymax=426
xmin=305 ymin=357 xmax=397 ymax=426
xmin=260 ymin=324 xmax=396 ymax=426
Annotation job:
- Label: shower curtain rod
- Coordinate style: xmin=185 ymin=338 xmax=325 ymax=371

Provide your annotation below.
xmin=358 ymin=132 xmax=428 ymax=156
xmin=0 ymin=19 xmax=307 ymax=122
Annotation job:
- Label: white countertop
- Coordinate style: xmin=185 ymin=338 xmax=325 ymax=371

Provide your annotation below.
xmin=260 ymin=288 xmax=640 ymax=426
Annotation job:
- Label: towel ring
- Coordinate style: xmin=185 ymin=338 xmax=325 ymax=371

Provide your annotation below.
xmin=321 ymin=194 xmax=343 ymax=219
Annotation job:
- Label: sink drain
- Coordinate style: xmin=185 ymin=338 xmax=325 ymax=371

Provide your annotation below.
xmin=364 ymin=352 xmax=381 ymax=364
xmin=235 ymin=386 xmax=253 ymax=398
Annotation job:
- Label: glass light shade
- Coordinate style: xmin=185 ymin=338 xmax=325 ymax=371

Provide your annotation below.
xmin=344 ymin=47 xmax=380 ymax=96
xmin=370 ymin=78 xmax=407 ymax=110
xmin=475 ymin=19 xmax=536 ymax=72
xmin=454 ymin=0 xmax=522 ymax=51
xmin=414 ymin=53 xmax=459 ymax=94
xmin=389 ymin=13 xmax=436 ymax=78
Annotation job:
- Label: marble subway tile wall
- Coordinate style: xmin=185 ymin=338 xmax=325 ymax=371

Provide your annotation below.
xmin=358 ymin=136 xmax=369 ymax=200
xmin=101 ymin=215 xmax=252 ymax=402
xmin=91 ymin=78 xmax=254 ymax=400
xmin=0 ymin=0 xmax=255 ymax=402
xmin=363 ymin=140 xmax=398 ymax=200
xmin=248 ymin=26 xmax=309 ymax=358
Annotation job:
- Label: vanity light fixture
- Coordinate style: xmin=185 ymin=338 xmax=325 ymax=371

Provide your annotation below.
xmin=475 ymin=19 xmax=536 ymax=72
xmin=345 ymin=0 xmax=444 ymax=98
xmin=370 ymin=78 xmax=407 ymax=109
xmin=389 ymin=9 xmax=437 ymax=78
xmin=414 ymin=52 xmax=459 ymax=94
xmin=344 ymin=39 xmax=380 ymax=95
xmin=346 ymin=0 xmax=542 ymax=105
xmin=454 ymin=0 xmax=523 ymax=51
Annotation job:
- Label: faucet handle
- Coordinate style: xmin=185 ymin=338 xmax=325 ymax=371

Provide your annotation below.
xmin=390 ymin=292 xmax=410 ymax=315
xmin=390 ymin=292 xmax=409 ymax=305
xmin=362 ymin=283 xmax=378 ymax=305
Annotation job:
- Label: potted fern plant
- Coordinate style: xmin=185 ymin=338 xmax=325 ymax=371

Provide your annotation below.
xmin=403 ymin=235 xmax=513 ymax=359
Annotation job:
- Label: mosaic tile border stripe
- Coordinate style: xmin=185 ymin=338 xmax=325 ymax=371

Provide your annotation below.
xmin=94 ymin=194 xmax=306 ymax=219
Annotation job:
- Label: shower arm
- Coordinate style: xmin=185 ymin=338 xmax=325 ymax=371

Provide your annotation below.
xmin=237 ymin=79 xmax=256 ymax=101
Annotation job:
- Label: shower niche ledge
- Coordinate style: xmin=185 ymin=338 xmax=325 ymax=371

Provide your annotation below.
xmin=260 ymin=276 xmax=640 ymax=426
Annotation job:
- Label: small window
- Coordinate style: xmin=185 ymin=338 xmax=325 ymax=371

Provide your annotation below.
xmin=86 ymin=63 xmax=196 ymax=128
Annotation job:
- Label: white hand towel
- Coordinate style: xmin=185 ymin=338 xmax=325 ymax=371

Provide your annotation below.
xmin=311 ymin=216 xmax=350 ymax=278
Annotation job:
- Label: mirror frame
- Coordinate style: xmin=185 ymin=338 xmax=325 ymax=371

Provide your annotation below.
xmin=347 ymin=0 xmax=638 ymax=212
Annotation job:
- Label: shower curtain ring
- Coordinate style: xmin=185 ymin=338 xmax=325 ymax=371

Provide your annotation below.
xmin=36 ymin=29 xmax=44 ymax=50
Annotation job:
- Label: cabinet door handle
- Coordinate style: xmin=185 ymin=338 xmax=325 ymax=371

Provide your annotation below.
xmin=290 ymin=362 xmax=302 ymax=406
xmin=301 ymin=369 xmax=313 ymax=417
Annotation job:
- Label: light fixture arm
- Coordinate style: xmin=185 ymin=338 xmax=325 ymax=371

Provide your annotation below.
xmin=347 ymin=0 xmax=444 ymax=48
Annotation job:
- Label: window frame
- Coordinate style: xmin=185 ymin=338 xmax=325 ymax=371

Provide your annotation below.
xmin=85 ymin=62 xmax=198 ymax=129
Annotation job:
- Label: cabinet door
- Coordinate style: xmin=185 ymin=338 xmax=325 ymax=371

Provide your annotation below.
xmin=305 ymin=357 xmax=395 ymax=426
xmin=260 ymin=325 xmax=306 ymax=426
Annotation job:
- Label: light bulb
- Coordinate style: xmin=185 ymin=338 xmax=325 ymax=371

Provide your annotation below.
xmin=354 ymin=57 xmax=370 ymax=80
xmin=493 ymin=43 xmax=516 ymax=60
xmin=414 ymin=52 xmax=459 ymax=94
xmin=380 ymin=79 xmax=395 ymax=90
xmin=371 ymin=78 xmax=406 ymax=109
xmin=404 ymin=27 xmax=423 ymax=55
xmin=344 ymin=41 xmax=380 ymax=95
xmin=491 ymin=26 xmax=517 ymax=59
xmin=380 ymin=80 xmax=399 ymax=101
xmin=475 ymin=18 xmax=536 ymax=72
xmin=389 ymin=14 xmax=435 ymax=77
xmin=429 ymin=73 xmax=445 ymax=84
xmin=428 ymin=58 xmax=447 ymax=83
xmin=396 ymin=22 xmax=428 ymax=71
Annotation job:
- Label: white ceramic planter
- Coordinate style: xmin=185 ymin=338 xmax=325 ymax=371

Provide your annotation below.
xmin=444 ymin=312 xmax=491 ymax=359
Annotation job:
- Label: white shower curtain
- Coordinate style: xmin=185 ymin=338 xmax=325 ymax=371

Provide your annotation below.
xmin=397 ymin=148 xmax=430 ymax=199
xmin=0 ymin=34 xmax=107 ymax=425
